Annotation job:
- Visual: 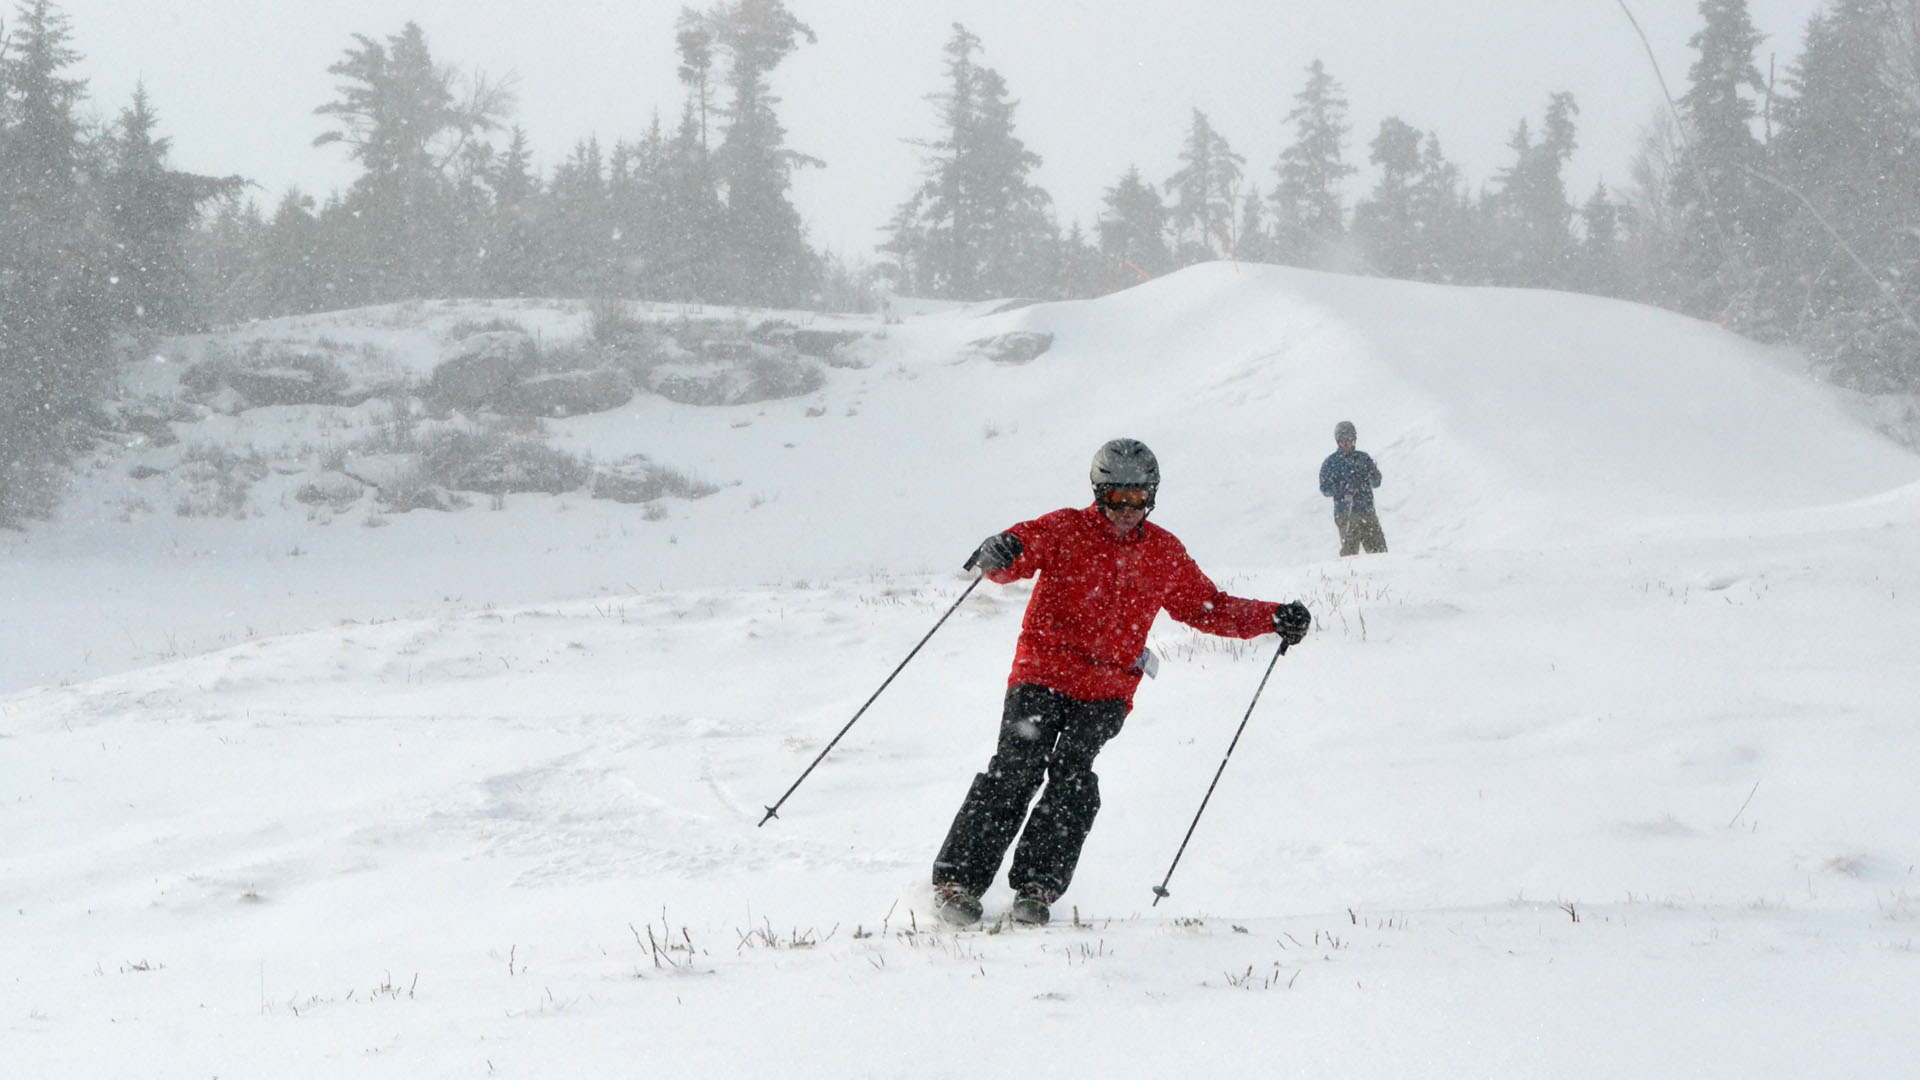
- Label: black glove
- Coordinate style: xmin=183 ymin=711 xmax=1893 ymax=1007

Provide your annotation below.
xmin=965 ymin=532 xmax=1023 ymax=572
xmin=1272 ymin=601 xmax=1311 ymax=645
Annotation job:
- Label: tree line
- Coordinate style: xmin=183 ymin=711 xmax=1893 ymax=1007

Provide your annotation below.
xmin=4 ymin=0 xmax=1918 ymax=522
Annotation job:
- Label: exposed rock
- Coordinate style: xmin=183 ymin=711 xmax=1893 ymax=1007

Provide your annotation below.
xmin=335 ymin=451 xmax=419 ymax=492
xmin=648 ymin=351 xmax=824 ymax=406
xmin=182 ymin=349 xmax=352 ymax=408
xmin=494 ymin=368 xmax=635 ymax=417
xmin=430 ymin=331 xmax=537 ymax=411
xmin=791 ymin=329 xmax=865 ymax=358
xmin=120 ymin=412 xmax=179 ymax=448
xmin=969 ymin=331 xmax=1054 ymax=366
xmin=295 ymin=471 xmax=366 ymax=509
xmin=203 ymin=386 xmax=249 ymax=415
xmin=226 ymin=360 xmax=348 ymax=407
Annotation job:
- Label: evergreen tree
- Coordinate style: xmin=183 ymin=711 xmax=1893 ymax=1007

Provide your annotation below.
xmin=675 ymin=7 xmax=716 ymax=152
xmin=189 ymin=194 xmax=270 ymax=324
xmin=1485 ymin=93 xmax=1579 ymax=287
xmin=1164 ymin=109 xmax=1244 ymax=263
xmin=1408 ymin=132 xmax=1478 ymax=282
xmin=604 ymin=137 xmax=646 ymax=294
xmin=477 ymin=126 xmax=540 ymax=296
xmin=258 ymin=188 xmax=326 ymax=315
xmin=654 ymin=99 xmax=727 ymax=299
xmin=441 ymin=138 xmax=497 ymax=297
xmin=1666 ymin=0 xmax=1772 ymax=319
xmin=100 ymin=85 xmax=240 ymax=331
xmin=1353 ymin=122 xmax=1476 ymax=283
xmin=0 ymin=0 xmax=82 ymax=204
xmin=1574 ymin=181 xmax=1624 ymax=296
xmin=312 ymin=22 xmax=510 ymax=303
xmin=1054 ymin=219 xmax=1106 ymax=299
xmin=1270 ymin=60 xmax=1355 ymax=268
xmin=545 ymin=136 xmax=614 ymax=296
xmin=887 ymin=24 xmax=1055 ymax=299
xmin=1351 ymin=116 xmax=1422 ymax=279
xmin=966 ymin=62 xmax=1058 ymax=297
xmin=1097 ymin=164 xmax=1172 ymax=288
xmin=1235 ymin=184 xmax=1272 ymax=263
xmin=704 ymin=0 xmax=819 ymax=305
xmin=1767 ymin=0 xmax=1920 ymax=389
xmin=875 ymin=198 xmax=925 ymax=297
xmin=0 ymin=0 xmax=110 ymax=522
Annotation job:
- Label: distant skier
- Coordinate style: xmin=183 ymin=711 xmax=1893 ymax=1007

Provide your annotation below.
xmin=932 ymin=438 xmax=1313 ymax=927
xmin=1319 ymin=420 xmax=1386 ymax=556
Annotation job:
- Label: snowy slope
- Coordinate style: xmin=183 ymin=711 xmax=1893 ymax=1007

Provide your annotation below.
xmin=4 ymin=265 xmax=1919 ymax=1078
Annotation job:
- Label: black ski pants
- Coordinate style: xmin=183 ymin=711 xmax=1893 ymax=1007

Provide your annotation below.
xmin=932 ymin=683 xmax=1127 ymax=903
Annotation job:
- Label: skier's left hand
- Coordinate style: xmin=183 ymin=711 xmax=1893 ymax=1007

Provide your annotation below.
xmin=965 ymin=532 xmax=1023 ymax=573
xmin=1272 ymin=601 xmax=1311 ymax=645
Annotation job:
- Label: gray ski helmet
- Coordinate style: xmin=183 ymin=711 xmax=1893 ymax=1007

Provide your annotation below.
xmin=1335 ymin=420 xmax=1357 ymax=441
xmin=1090 ymin=438 xmax=1160 ymax=490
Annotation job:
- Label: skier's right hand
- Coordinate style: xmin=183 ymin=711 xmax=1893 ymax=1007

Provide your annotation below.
xmin=965 ymin=532 xmax=1023 ymax=572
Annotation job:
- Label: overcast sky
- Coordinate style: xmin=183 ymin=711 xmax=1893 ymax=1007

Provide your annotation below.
xmin=55 ymin=0 xmax=1828 ymax=256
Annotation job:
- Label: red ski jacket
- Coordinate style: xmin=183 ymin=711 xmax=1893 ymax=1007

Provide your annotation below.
xmin=988 ymin=505 xmax=1280 ymax=708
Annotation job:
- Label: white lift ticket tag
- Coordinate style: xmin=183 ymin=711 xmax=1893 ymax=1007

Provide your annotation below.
xmin=1132 ymin=647 xmax=1160 ymax=679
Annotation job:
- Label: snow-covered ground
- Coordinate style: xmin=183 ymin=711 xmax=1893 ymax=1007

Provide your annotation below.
xmin=4 ymin=264 xmax=1918 ymax=1077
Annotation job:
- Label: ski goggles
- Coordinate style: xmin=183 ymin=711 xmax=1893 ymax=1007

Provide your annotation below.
xmin=1096 ymin=486 xmax=1156 ymax=512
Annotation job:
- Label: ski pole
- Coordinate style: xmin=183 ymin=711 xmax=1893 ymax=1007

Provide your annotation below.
xmin=759 ymin=573 xmax=984 ymax=826
xmin=1150 ymin=638 xmax=1290 ymax=905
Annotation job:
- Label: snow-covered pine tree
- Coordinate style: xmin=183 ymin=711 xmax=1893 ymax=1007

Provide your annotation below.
xmin=1408 ymin=131 xmax=1479 ymax=283
xmin=1574 ymin=181 xmax=1625 ymax=297
xmin=675 ymin=9 xmax=716 ymax=154
xmin=476 ymin=126 xmax=540 ymax=298
xmin=659 ymin=101 xmax=727 ymax=301
xmin=0 ymin=0 xmax=112 ymax=523
xmin=312 ymin=22 xmax=509 ymax=305
xmin=704 ymin=0 xmax=819 ymax=306
xmin=1235 ymin=185 xmax=1272 ymax=263
xmin=1485 ymin=93 xmax=1579 ymax=288
xmin=1097 ymin=164 xmax=1172 ymax=289
xmin=544 ymin=137 xmax=614 ymax=297
xmin=1164 ymin=109 xmax=1245 ymax=265
xmin=1665 ymin=0 xmax=1773 ymax=321
xmin=1767 ymin=0 xmax=1920 ymax=391
xmin=254 ymin=189 xmax=325 ymax=315
xmin=1352 ymin=116 xmax=1422 ymax=279
xmin=100 ymin=85 xmax=241 ymax=332
xmin=1270 ymin=59 xmax=1356 ymax=270
xmin=889 ymin=23 xmax=1054 ymax=300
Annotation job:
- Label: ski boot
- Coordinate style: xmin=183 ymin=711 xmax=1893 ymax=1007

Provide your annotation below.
xmin=934 ymin=883 xmax=983 ymax=927
xmin=1009 ymin=885 xmax=1053 ymax=926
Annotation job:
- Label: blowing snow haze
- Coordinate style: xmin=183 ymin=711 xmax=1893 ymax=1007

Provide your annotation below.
xmin=60 ymin=0 xmax=1830 ymax=252
xmin=6 ymin=3 xmax=1920 ymax=1071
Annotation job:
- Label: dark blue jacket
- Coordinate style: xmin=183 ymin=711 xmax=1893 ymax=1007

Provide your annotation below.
xmin=1319 ymin=450 xmax=1382 ymax=515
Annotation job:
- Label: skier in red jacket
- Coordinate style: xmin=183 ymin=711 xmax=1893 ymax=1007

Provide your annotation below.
xmin=932 ymin=438 xmax=1312 ymax=926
